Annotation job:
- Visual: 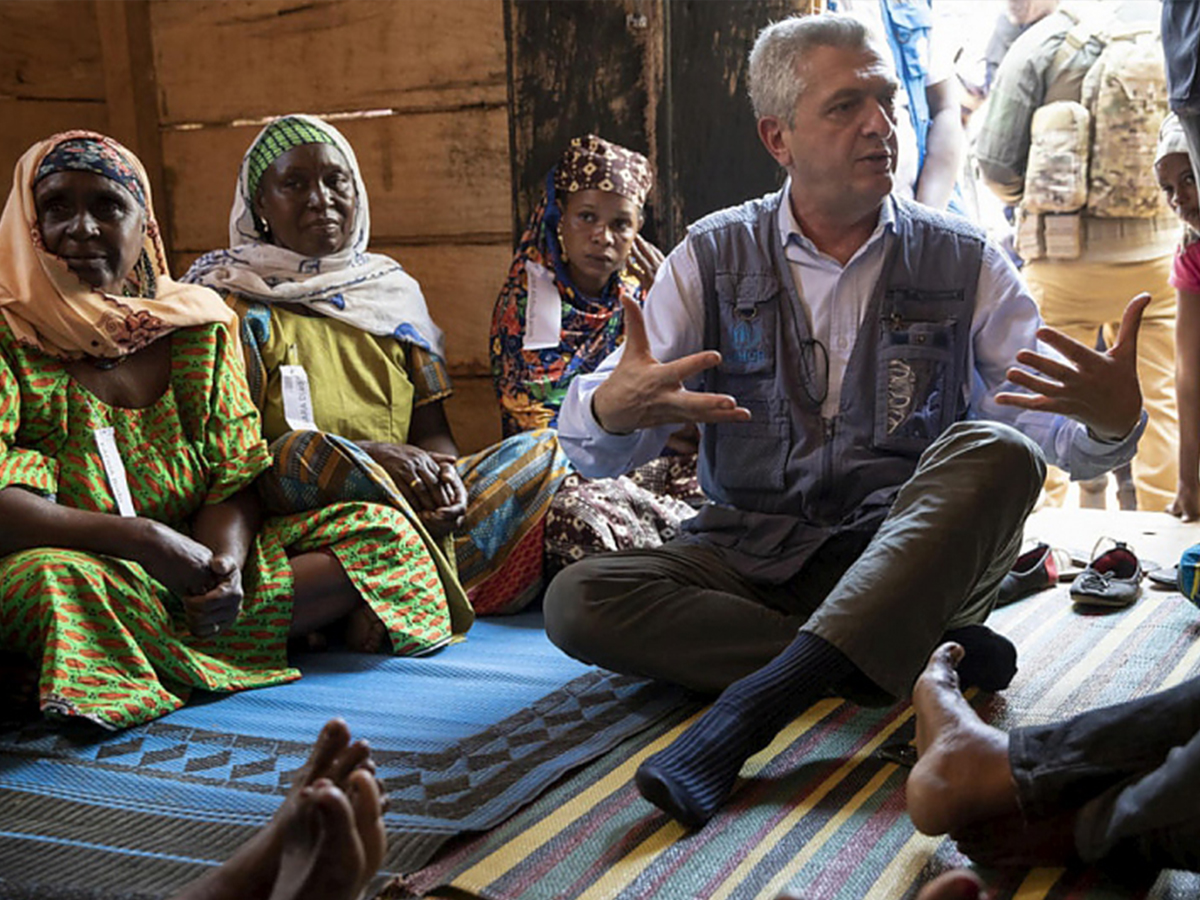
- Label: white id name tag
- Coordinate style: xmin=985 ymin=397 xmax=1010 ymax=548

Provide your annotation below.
xmin=93 ymin=427 xmax=136 ymax=518
xmin=522 ymin=260 xmax=563 ymax=350
xmin=280 ymin=364 xmax=317 ymax=431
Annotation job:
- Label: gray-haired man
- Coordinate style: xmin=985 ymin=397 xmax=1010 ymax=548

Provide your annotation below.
xmin=545 ymin=13 xmax=1147 ymax=827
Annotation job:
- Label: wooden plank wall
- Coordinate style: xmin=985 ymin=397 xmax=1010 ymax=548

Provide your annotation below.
xmin=0 ymin=0 xmax=825 ymax=454
xmin=0 ymin=0 xmax=509 ymax=453
xmin=152 ymin=0 xmax=509 ymax=452
xmin=0 ymin=1 xmax=109 ymax=178
xmin=507 ymin=0 xmax=812 ymax=251
xmin=665 ymin=0 xmax=799 ymax=235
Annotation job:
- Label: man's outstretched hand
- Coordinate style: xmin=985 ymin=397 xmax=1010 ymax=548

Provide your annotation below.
xmin=996 ymin=293 xmax=1148 ymax=441
xmin=592 ymin=295 xmax=751 ymax=434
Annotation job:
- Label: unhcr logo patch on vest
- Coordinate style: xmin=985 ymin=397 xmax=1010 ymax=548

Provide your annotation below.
xmin=729 ymin=313 xmax=767 ymax=369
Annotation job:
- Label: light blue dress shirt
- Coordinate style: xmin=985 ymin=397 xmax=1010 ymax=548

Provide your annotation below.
xmin=558 ymin=188 xmax=1144 ymax=482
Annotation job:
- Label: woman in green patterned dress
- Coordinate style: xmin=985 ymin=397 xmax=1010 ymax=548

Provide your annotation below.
xmin=0 ymin=132 xmax=473 ymax=730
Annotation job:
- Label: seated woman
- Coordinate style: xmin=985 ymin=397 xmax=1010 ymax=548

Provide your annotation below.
xmin=0 ymin=132 xmax=472 ymax=730
xmin=185 ymin=115 xmax=570 ymax=615
xmin=490 ymin=135 xmax=703 ymax=574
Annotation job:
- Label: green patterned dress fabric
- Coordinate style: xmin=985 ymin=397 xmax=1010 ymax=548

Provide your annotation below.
xmin=0 ymin=322 xmax=455 ymax=730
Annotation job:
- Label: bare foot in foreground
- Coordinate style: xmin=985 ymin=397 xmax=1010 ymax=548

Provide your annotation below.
xmin=266 ymin=772 xmax=387 ymax=900
xmin=907 ymin=643 xmax=1020 ymax=836
xmin=172 ymin=718 xmax=383 ymax=900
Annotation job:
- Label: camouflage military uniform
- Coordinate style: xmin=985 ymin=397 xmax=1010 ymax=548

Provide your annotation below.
xmin=977 ymin=6 xmax=1180 ymax=511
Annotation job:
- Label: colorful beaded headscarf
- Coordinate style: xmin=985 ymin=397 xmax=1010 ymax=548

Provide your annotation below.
xmin=552 ymin=134 xmax=652 ymax=207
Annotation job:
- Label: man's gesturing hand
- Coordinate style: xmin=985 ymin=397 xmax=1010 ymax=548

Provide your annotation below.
xmin=996 ymin=293 xmax=1148 ymax=441
xmin=591 ymin=295 xmax=751 ymax=435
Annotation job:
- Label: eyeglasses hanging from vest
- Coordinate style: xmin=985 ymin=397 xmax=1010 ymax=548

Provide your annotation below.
xmin=798 ymin=337 xmax=829 ymax=408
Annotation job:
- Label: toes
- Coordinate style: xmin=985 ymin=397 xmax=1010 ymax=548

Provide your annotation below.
xmin=267 ymin=782 xmax=366 ymax=900
xmin=346 ymin=768 xmax=388 ymax=875
xmin=920 ymin=643 xmax=965 ymax=693
xmin=935 ymin=642 xmax=965 ymax=671
xmin=300 ymin=719 xmax=352 ymax=787
xmin=329 ymin=739 xmax=372 ymax=786
xmin=311 ymin=780 xmax=357 ymax=834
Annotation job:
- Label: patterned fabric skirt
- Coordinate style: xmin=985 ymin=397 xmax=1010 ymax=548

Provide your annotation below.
xmin=254 ymin=427 xmax=571 ymax=618
xmin=0 ymin=502 xmax=452 ymax=730
xmin=455 ymin=429 xmax=573 ymax=615
xmin=544 ymin=453 xmax=705 ymax=577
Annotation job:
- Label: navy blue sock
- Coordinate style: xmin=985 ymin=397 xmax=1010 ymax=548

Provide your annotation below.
xmin=635 ymin=632 xmax=858 ymax=828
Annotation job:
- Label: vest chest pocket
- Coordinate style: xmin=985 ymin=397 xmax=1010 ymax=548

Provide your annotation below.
xmin=710 ymin=399 xmax=788 ymax=492
xmin=716 ymin=273 xmax=778 ymax=376
xmin=873 ymin=319 xmax=959 ymax=456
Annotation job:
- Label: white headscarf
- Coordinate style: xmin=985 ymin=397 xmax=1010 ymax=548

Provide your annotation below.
xmin=183 ymin=114 xmax=444 ymax=358
xmin=1156 ymin=113 xmax=1191 ymax=168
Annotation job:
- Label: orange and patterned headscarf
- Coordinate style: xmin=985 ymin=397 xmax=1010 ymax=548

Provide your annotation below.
xmin=0 ymin=130 xmax=237 ymax=360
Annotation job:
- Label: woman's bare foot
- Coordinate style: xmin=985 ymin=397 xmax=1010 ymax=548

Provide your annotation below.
xmin=171 ymin=719 xmax=378 ymax=900
xmin=907 ymin=643 xmax=1020 ymax=836
xmin=345 ymin=604 xmax=391 ymax=654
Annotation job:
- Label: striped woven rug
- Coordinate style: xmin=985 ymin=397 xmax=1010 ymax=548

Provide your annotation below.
xmin=392 ymin=560 xmax=1200 ymax=898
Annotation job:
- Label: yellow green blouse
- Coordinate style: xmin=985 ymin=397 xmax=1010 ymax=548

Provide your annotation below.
xmin=231 ymin=298 xmax=452 ymax=444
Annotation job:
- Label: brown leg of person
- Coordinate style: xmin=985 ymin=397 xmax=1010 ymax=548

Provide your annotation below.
xmin=289 ymin=551 xmax=388 ymax=653
xmin=907 ymin=643 xmax=1020 ymax=837
xmin=909 ymin=643 xmax=1080 ymax=868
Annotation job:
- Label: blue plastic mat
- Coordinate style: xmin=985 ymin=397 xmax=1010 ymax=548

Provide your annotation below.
xmin=0 ymin=611 xmax=692 ymax=898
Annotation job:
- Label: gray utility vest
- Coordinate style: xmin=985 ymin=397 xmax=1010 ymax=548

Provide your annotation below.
xmin=681 ymin=190 xmax=985 ymax=582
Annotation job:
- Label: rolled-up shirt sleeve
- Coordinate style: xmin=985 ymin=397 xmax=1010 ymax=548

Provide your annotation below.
xmin=968 ymin=241 xmax=1144 ymax=479
xmin=557 ymin=237 xmax=708 ymax=478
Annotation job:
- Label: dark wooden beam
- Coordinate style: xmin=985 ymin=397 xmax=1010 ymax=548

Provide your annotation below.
xmin=505 ymin=0 xmax=666 ymax=247
xmin=96 ymin=0 xmax=171 ymax=256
